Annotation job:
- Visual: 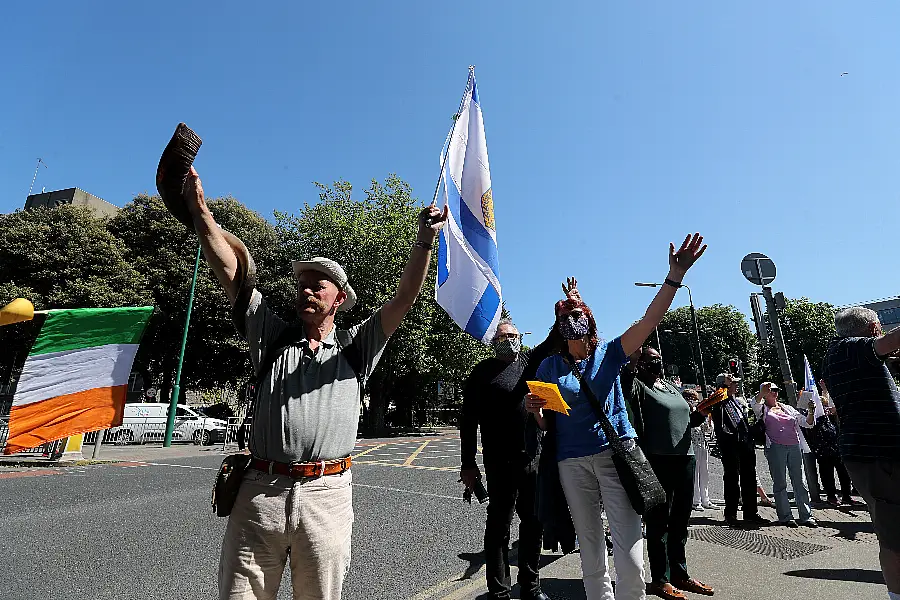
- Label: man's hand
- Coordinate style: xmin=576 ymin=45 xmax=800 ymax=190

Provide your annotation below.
xmin=419 ymin=205 xmax=449 ymax=241
xmin=668 ymin=233 xmax=707 ymax=280
xmin=562 ymin=277 xmax=582 ymax=303
xmin=460 ymin=467 xmax=481 ymax=491
xmin=184 ymin=166 xmax=208 ymax=220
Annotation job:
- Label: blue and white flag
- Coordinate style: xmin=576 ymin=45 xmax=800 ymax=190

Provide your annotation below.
xmin=436 ymin=70 xmax=502 ymax=344
xmin=802 ymin=354 xmax=826 ymax=420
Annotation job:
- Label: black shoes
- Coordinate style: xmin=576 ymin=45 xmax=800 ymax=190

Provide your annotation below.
xmin=743 ymin=514 xmax=770 ymax=528
xmin=724 ymin=515 xmax=742 ymax=528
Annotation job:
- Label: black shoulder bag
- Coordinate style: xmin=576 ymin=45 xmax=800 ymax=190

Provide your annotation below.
xmin=563 ymin=354 xmax=666 ymax=515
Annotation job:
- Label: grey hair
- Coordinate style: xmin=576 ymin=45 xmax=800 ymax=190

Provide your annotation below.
xmin=493 ymin=318 xmax=518 ymax=337
xmin=834 ymin=307 xmax=879 ymax=338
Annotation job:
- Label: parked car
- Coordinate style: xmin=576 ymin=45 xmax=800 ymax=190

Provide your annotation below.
xmin=108 ymin=403 xmax=227 ymax=445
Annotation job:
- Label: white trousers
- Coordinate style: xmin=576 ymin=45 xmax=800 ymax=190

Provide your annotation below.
xmin=559 ymin=451 xmax=646 ymax=600
xmin=219 ymin=468 xmax=354 ymax=600
xmin=692 ymin=439 xmax=710 ymax=507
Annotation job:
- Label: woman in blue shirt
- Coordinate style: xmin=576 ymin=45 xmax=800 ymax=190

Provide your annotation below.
xmin=527 ymin=233 xmax=706 ymax=600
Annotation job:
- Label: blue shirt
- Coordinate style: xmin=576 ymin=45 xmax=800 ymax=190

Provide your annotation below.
xmin=535 ymin=337 xmax=635 ymax=461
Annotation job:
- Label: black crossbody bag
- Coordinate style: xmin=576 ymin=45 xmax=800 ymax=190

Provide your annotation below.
xmin=562 ymin=354 xmax=666 ymax=515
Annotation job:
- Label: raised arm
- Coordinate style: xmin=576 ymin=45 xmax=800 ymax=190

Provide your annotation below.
xmin=620 ymin=233 xmax=707 ymax=356
xmin=380 ymin=204 xmax=449 ymax=338
xmin=185 ymin=168 xmax=240 ymax=304
xmin=874 ymin=326 xmax=900 ymax=358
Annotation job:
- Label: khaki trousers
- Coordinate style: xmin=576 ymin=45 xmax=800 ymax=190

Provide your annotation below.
xmin=219 ymin=468 xmax=354 ymax=600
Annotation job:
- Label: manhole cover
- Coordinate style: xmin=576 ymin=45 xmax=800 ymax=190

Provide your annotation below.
xmin=689 ymin=526 xmax=831 ymax=560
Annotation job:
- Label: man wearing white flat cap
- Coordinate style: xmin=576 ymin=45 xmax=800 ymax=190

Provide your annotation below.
xmin=181 ymin=166 xmax=448 ymax=600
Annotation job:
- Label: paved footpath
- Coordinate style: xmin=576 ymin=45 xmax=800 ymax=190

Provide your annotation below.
xmin=0 ymin=434 xmax=886 ymax=599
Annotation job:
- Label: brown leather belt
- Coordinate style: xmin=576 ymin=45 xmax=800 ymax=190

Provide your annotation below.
xmin=250 ymin=457 xmax=351 ymax=479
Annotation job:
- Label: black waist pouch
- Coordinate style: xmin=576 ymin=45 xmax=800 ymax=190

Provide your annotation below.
xmin=212 ymin=454 xmax=252 ymax=517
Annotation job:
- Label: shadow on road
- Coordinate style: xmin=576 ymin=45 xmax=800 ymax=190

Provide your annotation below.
xmin=785 ymin=568 xmax=884 ymax=585
xmin=537 ymin=577 xmax=587 ymax=599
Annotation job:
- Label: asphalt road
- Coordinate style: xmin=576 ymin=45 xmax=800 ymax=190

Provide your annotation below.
xmin=1 ymin=432 xmax=873 ymax=600
xmin=0 ymin=433 xmax=491 ymax=600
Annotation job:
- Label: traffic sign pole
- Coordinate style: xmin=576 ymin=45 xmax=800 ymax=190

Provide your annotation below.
xmin=762 ymin=285 xmax=798 ymax=405
xmin=741 ymin=252 xmax=798 ymax=405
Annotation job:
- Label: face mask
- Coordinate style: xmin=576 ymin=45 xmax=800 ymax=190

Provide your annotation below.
xmin=493 ymin=337 xmax=521 ymax=360
xmin=640 ymin=358 xmax=664 ymax=377
xmin=558 ymin=314 xmax=590 ymax=340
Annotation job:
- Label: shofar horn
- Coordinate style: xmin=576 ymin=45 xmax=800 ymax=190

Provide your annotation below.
xmin=156 ymin=123 xmax=256 ymax=286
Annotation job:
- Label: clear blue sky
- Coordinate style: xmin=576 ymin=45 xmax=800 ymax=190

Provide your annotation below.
xmin=3 ymin=2 xmax=899 ymax=340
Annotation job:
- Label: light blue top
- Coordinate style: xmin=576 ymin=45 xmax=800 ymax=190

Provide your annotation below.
xmin=536 ymin=337 xmax=636 ymax=461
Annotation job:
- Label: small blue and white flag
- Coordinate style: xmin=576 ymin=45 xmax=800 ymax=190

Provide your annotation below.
xmin=435 ymin=70 xmax=502 ymax=344
xmin=802 ymin=354 xmax=826 ymax=421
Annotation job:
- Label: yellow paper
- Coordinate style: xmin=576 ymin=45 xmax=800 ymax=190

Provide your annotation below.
xmin=527 ymin=381 xmax=571 ymax=415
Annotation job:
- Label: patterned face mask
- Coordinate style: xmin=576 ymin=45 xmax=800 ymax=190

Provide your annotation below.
xmin=558 ymin=313 xmax=590 ymax=340
xmin=493 ymin=336 xmax=522 ymax=360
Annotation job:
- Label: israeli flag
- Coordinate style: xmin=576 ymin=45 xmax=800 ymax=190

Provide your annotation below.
xmin=803 ymin=355 xmax=826 ymax=421
xmin=436 ymin=70 xmax=502 ymax=344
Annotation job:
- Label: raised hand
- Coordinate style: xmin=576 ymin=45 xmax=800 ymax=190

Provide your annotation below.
xmin=419 ymin=204 xmax=450 ymax=240
xmin=562 ymin=277 xmax=582 ymax=302
xmin=668 ymin=233 xmax=707 ymax=279
xmin=184 ymin=166 xmax=206 ymax=217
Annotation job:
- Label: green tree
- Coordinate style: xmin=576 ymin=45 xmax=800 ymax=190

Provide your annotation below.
xmin=107 ymin=195 xmax=291 ymax=400
xmin=275 ymin=175 xmax=491 ymax=433
xmin=657 ymin=304 xmax=756 ymax=389
xmin=0 ymin=206 xmax=151 ymax=396
xmin=757 ymin=297 xmax=836 ymax=390
xmin=0 ymin=206 xmax=149 ymax=310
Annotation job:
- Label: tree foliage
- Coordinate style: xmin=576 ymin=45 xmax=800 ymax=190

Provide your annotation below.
xmin=1 ymin=177 xmax=493 ymax=433
xmin=757 ymin=297 xmax=836 ymax=388
xmin=275 ymin=175 xmax=491 ymax=432
xmin=657 ymin=304 xmax=755 ymax=388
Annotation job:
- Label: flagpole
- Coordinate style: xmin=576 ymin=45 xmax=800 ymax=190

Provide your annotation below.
xmin=164 ymin=243 xmax=202 ymax=447
xmin=429 ymin=66 xmax=476 ymax=207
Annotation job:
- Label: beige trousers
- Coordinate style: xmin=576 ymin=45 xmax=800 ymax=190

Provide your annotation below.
xmin=219 ymin=468 xmax=354 ymax=600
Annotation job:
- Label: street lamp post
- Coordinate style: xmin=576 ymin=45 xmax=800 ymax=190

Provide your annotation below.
xmin=635 ymin=282 xmax=709 ymax=398
xmin=164 ymin=243 xmax=202 ymax=447
xmin=662 ymin=329 xmax=698 ymax=382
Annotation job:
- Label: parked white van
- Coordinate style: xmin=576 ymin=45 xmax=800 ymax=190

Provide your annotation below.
xmin=109 ymin=403 xmax=228 ymax=445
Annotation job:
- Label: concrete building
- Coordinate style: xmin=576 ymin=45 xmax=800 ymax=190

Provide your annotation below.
xmin=25 ymin=187 xmax=119 ymax=218
xmin=859 ymin=297 xmax=900 ymax=331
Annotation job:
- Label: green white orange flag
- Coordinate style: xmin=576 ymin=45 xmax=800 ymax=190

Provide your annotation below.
xmin=4 ymin=306 xmax=153 ymax=455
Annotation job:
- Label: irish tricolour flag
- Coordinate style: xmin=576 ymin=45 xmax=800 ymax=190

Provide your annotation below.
xmin=4 ymin=306 xmax=153 ymax=454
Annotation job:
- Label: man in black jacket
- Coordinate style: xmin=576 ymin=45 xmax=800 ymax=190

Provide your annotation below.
xmin=710 ymin=373 xmax=769 ymax=529
xmin=460 ymin=319 xmax=555 ymax=600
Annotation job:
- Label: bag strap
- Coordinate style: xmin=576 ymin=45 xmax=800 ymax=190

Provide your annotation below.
xmin=239 ymin=322 xmax=365 ymax=450
xmin=561 ymin=353 xmax=629 ymax=455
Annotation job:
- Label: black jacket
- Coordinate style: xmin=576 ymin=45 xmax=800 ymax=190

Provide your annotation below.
xmin=460 ymin=335 xmax=555 ymax=470
xmin=525 ymin=410 xmax=577 ymax=553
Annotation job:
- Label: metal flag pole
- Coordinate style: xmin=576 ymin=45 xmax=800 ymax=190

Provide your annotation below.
xmin=429 ymin=66 xmax=476 ymax=208
xmin=164 ymin=243 xmax=202 ymax=446
xmin=28 ymin=158 xmax=47 ymax=196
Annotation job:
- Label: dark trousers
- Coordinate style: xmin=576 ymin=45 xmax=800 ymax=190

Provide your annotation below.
xmin=645 ymin=454 xmax=696 ymax=584
xmin=817 ymin=455 xmax=854 ymax=501
xmin=720 ymin=440 xmax=759 ymax=519
xmin=484 ymin=458 xmax=542 ymax=598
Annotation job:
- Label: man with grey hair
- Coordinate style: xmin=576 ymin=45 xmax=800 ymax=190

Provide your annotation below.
xmin=461 ymin=316 xmax=558 ymax=600
xmin=823 ymin=306 xmax=900 ymax=600
xmin=182 ymin=166 xmax=449 ymax=600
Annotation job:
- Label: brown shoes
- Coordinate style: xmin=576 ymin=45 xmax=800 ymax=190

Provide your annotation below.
xmin=673 ymin=578 xmax=715 ymax=596
xmin=647 ymin=582 xmax=687 ymax=599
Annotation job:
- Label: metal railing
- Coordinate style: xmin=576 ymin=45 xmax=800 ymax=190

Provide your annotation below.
xmin=84 ymin=417 xmax=228 ymax=446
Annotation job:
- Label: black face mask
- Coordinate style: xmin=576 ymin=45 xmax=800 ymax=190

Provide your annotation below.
xmin=640 ymin=358 xmax=664 ymax=378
